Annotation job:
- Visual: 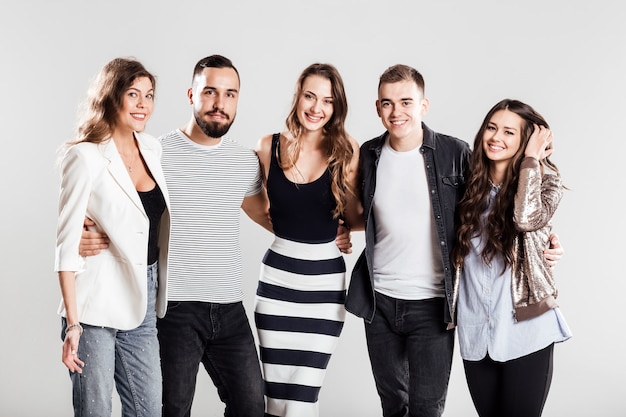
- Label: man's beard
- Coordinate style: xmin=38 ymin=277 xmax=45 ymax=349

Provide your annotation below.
xmin=194 ymin=111 xmax=236 ymax=139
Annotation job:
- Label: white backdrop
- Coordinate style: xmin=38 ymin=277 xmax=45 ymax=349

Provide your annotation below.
xmin=1 ymin=1 xmax=624 ymax=416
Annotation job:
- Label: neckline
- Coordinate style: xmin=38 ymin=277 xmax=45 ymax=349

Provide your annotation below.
xmin=279 ymin=165 xmax=328 ymax=186
xmin=489 ymin=179 xmax=502 ymax=190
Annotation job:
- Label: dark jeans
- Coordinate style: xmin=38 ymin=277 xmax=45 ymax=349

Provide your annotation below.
xmin=463 ymin=343 xmax=554 ymax=417
xmin=364 ymin=292 xmax=454 ymax=417
xmin=157 ymin=301 xmax=265 ymax=417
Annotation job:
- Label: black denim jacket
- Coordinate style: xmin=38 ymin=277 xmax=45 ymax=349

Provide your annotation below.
xmin=345 ymin=123 xmax=471 ymax=324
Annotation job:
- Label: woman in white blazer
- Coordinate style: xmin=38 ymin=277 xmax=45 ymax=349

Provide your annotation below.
xmin=54 ymin=58 xmax=170 ymax=417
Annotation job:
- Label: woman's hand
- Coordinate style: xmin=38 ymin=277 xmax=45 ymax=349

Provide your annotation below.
xmin=62 ymin=329 xmax=85 ymax=373
xmin=525 ymin=124 xmax=554 ymax=160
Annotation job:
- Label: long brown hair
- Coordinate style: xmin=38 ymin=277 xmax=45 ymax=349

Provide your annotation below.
xmin=452 ymin=99 xmax=560 ymax=269
xmin=282 ymin=63 xmax=354 ymax=217
xmin=72 ymin=58 xmax=156 ymax=145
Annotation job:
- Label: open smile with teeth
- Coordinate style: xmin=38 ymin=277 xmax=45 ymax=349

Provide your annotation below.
xmin=131 ymin=113 xmax=146 ymax=120
xmin=306 ymin=113 xmax=323 ymax=123
xmin=391 ymin=120 xmax=406 ymax=127
xmin=488 ymin=143 xmax=504 ymax=151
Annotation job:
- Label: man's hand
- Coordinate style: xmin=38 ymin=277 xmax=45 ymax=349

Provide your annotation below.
xmin=79 ymin=218 xmax=109 ymax=257
xmin=544 ymin=233 xmax=564 ymax=268
xmin=336 ymin=220 xmax=352 ymax=255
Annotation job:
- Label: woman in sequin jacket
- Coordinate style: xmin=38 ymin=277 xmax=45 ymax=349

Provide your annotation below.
xmin=450 ymin=99 xmax=572 ymax=417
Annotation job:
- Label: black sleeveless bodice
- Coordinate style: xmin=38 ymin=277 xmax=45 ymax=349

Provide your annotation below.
xmin=138 ymin=183 xmax=166 ymax=264
xmin=267 ymin=133 xmax=338 ymax=243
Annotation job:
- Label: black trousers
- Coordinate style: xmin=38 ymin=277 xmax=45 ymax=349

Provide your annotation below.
xmin=463 ymin=343 xmax=554 ymax=417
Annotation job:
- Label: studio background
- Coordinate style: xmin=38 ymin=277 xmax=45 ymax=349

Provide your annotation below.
xmin=1 ymin=1 xmax=623 ymax=416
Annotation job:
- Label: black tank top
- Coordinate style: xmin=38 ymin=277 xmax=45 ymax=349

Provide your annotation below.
xmin=138 ymin=183 xmax=166 ymax=264
xmin=267 ymin=133 xmax=338 ymax=244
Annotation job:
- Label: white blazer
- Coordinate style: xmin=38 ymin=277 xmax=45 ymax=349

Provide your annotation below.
xmin=55 ymin=132 xmax=171 ymax=330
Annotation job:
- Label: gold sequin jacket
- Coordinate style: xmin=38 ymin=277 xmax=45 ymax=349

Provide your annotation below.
xmin=450 ymin=157 xmax=564 ymax=326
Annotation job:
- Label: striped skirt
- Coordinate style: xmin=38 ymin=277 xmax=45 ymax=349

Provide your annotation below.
xmin=254 ymin=236 xmax=346 ymax=417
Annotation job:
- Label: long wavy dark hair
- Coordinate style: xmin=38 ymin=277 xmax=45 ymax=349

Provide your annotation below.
xmin=72 ymin=58 xmax=156 ymax=145
xmin=452 ymin=99 xmax=560 ymax=270
xmin=282 ymin=63 xmax=354 ymax=217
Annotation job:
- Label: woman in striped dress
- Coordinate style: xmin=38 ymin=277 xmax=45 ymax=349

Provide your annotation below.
xmin=254 ymin=63 xmax=363 ymax=417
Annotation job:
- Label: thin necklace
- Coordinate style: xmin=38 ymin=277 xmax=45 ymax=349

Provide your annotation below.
xmin=122 ymin=150 xmax=137 ymax=173
xmin=128 ymin=152 xmax=136 ymax=172
xmin=489 ymin=179 xmax=502 ymax=189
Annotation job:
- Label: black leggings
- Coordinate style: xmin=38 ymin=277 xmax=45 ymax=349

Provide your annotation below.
xmin=463 ymin=344 xmax=554 ymax=417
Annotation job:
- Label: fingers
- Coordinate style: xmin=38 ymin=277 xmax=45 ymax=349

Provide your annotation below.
xmin=531 ymin=125 xmax=551 ymax=146
xmin=82 ymin=229 xmax=106 ymax=238
xmin=548 ymin=233 xmax=564 ymax=253
xmin=544 ymin=247 xmax=561 ymax=269
xmin=544 ymin=233 xmax=564 ymax=269
xmin=336 ymin=238 xmax=353 ymax=254
xmin=335 ymin=221 xmax=353 ymax=254
xmin=62 ymin=338 xmax=85 ymax=373
xmin=527 ymin=124 xmax=554 ymax=160
xmin=335 ymin=243 xmax=352 ymax=254
xmin=79 ymin=231 xmax=109 ymax=256
xmin=544 ymin=248 xmax=562 ymax=261
xmin=335 ymin=233 xmax=353 ymax=255
xmin=79 ymin=239 xmax=108 ymax=256
xmin=80 ymin=248 xmax=102 ymax=256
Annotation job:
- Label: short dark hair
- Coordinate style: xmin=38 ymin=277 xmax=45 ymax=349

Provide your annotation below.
xmin=192 ymin=54 xmax=239 ymax=84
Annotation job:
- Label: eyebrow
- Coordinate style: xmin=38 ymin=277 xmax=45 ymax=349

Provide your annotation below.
xmin=304 ymin=90 xmax=333 ymax=100
xmin=203 ymin=86 xmax=239 ymax=93
xmin=489 ymin=122 xmax=518 ymax=131
xmin=379 ymin=97 xmax=414 ymax=103
xmin=128 ymin=87 xmax=154 ymax=93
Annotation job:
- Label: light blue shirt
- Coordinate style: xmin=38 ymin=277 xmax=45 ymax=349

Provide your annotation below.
xmin=457 ymin=187 xmax=572 ymax=362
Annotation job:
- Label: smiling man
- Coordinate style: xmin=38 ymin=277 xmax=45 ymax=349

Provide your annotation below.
xmin=345 ymin=64 xmax=471 ymax=417
xmin=156 ymin=55 xmax=271 ymax=417
xmin=345 ymin=64 xmax=565 ymax=417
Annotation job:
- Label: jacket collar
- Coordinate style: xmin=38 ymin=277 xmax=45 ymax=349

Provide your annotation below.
xmin=367 ymin=122 xmax=436 ymax=156
xmin=98 ymin=132 xmax=149 ymax=216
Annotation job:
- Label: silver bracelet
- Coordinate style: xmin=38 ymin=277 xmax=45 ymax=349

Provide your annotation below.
xmin=65 ymin=323 xmax=84 ymax=335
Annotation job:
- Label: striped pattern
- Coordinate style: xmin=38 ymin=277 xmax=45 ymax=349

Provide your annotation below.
xmin=160 ymin=129 xmax=263 ymax=302
xmin=255 ymin=237 xmax=346 ymax=417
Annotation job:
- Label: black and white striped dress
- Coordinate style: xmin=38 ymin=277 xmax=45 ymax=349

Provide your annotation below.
xmin=255 ymin=134 xmax=346 ymax=417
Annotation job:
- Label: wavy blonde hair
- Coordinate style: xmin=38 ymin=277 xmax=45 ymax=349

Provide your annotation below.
xmin=281 ymin=63 xmax=355 ymax=218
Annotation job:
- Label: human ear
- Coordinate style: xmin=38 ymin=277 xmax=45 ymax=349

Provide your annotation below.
xmin=187 ymin=88 xmax=194 ymax=105
xmin=421 ymin=97 xmax=430 ymax=115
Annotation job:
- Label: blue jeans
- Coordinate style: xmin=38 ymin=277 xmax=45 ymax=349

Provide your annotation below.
xmin=157 ymin=301 xmax=264 ymax=417
xmin=364 ymin=292 xmax=455 ymax=417
xmin=62 ymin=261 xmax=161 ymax=417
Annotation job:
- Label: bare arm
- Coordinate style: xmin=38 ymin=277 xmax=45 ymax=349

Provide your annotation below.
xmin=241 ymin=134 xmax=274 ymax=233
xmin=333 ymin=136 xmax=364 ymax=254
xmin=241 ymin=190 xmax=273 ymax=232
xmin=341 ymin=136 xmax=364 ymax=232
xmin=58 ymin=271 xmax=85 ymax=373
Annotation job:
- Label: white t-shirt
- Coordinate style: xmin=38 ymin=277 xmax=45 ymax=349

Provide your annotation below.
xmin=372 ymin=138 xmax=444 ymax=300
